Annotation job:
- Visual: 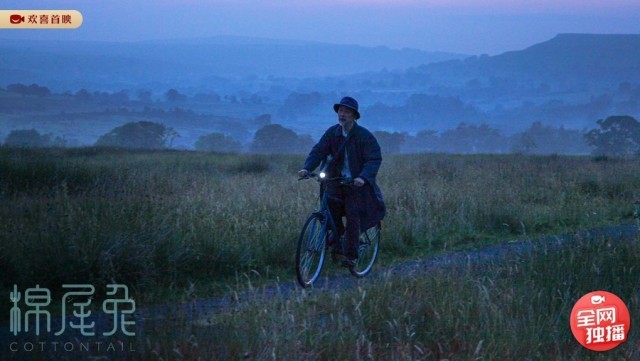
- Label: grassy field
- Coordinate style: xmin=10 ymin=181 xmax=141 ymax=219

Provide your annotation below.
xmin=1 ymin=147 xmax=639 ymax=359
xmin=1 ymin=148 xmax=639 ymax=305
xmin=150 ymin=234 xmax=640 ymax=360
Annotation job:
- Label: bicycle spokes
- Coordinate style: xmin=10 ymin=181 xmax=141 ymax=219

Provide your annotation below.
xmin=296 ymin=215 xmax=327 ymax=287
xmin=305 ymin=222 xmax=321 ymax=252
xmin=301 ymin=232 xmax=320 ymax=279
xmin=300 ymin=251 xmax=314 ymax=279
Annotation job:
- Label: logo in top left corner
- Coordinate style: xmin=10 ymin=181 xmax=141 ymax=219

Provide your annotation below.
xmin=1 ymin=10 xmax=83 ymax=28
xmin=10 ymin=14 xmax=25 ymax=24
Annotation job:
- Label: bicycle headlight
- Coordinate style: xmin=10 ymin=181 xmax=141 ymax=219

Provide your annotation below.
xmin=319 ymin=172 xmax=326 ymax=179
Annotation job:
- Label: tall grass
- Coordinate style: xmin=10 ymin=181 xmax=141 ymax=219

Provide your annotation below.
xmin=380 ymin=154 xmax=639 ymax=256
xmin=1 ymin=148 xmax=640 ymax=310
xmin=145 ymin=234 xmax=640 ymax=360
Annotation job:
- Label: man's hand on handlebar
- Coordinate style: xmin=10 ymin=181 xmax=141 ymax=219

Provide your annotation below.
xmin=298 ymin=170 xmax=364 ymax=187
xmin=298 ymin=169 xmax=310 ymax=179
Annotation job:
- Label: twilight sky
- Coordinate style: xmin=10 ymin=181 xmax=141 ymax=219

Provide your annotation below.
xmin=1 ymin=0 xmax=639 ymax=54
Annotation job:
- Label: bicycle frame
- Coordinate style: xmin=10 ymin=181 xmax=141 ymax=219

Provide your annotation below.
xmin=307 ymin=173 xmax=352 ymax=245
xmin=296 ymin=172 xmax=380 ymax=287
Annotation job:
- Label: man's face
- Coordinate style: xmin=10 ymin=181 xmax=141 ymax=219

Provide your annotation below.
xmin=337 ymin=105 xmax=356 ymax=130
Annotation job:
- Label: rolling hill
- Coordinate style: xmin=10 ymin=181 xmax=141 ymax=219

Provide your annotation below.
xmin=0 ymin=36 xmax=465 ymax=92
xmin=416 ymin=33 xmax=640 ymax=86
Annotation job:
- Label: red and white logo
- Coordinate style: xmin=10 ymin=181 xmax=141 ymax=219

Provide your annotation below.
xmin=570 ymin=291 xmax=630 ymax=351
xmin=10 ymin=14 xmax=25 ymax=24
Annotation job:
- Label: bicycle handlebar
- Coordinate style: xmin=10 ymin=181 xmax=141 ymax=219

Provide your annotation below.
xmin=298 ymin=173 xmax=354 ymax=185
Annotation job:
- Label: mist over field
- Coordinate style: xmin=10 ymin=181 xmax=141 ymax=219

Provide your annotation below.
xmin=1 ymin=33 xmax=640 ymax=154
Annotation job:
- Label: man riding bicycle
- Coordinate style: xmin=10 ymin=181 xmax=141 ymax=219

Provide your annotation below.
xmin=298 ymin=96 xmax=386 ymax=268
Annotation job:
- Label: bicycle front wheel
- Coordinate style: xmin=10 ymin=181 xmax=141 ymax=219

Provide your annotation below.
xmin=295 ymin=214 xmax=327 ymax=288
xmin=349 ymin=222 xmax=381 ymax=278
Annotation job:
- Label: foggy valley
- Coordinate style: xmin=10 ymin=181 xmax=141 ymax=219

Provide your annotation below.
xmin=1 ymin=33 xmax=639 ymax=154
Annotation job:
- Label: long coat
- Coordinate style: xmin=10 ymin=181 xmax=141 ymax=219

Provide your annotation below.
xmin=303 ymin=122 xmax=386 ymax=231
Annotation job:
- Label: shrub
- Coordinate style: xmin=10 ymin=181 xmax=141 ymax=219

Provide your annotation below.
xmin=95 ymin=121 xmax=179 ymax=149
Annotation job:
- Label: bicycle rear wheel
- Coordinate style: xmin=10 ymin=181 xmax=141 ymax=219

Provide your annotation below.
xmin=349 ymin=222 xmax=381 ymax=278
xmin=295 ymin=214 xmax=327 ymax=288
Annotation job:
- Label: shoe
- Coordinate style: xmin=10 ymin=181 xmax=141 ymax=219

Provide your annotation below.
xmin=341 ymin=258 xmax=357 ymax=268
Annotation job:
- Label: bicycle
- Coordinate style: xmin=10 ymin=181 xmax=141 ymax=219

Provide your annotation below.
xmin=295 ymin=171 xmax=381 ymax=288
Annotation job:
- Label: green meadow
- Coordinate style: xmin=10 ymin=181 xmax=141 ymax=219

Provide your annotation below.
xmin=175 ymin=234 xmax=639 ymax=360
xmin=1 ymin=147 xmax=639 ymax=359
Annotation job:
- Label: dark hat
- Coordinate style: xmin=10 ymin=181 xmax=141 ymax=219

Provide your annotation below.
xmin=333 ymin=96 xmax=360 ymax=120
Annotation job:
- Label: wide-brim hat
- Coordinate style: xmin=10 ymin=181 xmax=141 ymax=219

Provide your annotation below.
xmin=333 ymin=96 xmax=360 ymax=120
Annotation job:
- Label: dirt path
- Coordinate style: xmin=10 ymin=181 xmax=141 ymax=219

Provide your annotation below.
xmin=142 ymin=224 xmax=639 ymax=324
xmin=2 ymin=224 xmax=638 ymax=360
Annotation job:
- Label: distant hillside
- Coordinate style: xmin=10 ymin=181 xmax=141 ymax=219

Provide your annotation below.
xmin=418 ymin=33 xmax=640 ymax=85
xmin=341 ymin=34 xmax=640 ymax=133
xmin=0 ymin=36 xmax=465 ymax=92
xmin=2 ymin=33 xmax=639 ymax=137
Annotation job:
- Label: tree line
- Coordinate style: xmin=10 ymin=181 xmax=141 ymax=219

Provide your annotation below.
xmin=4 ymin=116 xmax=640 ymax=156
xmin=2 ymin=83 xmax=265 ymax=105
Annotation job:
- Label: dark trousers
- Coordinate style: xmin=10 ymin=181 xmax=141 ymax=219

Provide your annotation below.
xmin=326 ymin=184 xmax=361 ymax=259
